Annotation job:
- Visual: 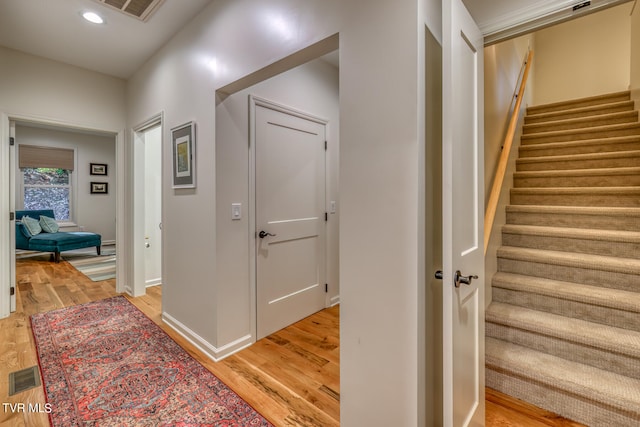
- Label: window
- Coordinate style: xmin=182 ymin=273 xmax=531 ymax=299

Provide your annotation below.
xmin=23 ymin=168 xmax=72 ymax=221
xmin=19 ymin=145 xmax=75 ymax=222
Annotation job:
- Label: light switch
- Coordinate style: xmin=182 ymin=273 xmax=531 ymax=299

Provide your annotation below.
xmin=330 ymin=201 xmax=337 ymax=214
xmin=232 ymin=203 xmax=242 ymax=220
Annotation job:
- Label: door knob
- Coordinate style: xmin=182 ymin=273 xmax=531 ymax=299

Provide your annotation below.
xmin=454 ymin=270 xmax=478 ymax=288
xmin=435 ymin=270 xmax=443 ymax=280
xmin=258 ymin=230 xmax=276 ymax=239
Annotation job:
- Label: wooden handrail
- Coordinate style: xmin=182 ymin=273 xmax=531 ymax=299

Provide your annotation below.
xmin=484 ymin=49 xmax=534 ymax=254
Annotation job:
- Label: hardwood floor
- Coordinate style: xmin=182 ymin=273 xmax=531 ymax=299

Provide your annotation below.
xmin=1 ymin=255 xmax=584 ymax=426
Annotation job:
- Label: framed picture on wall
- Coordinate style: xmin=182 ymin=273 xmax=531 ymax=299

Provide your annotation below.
xmin=90 ymin=163 xmax=108 ymax=175
xmin=90 ymin=182 xmax=108 ymax=194
xmin=171 ymin=121 xmax=196 ymax=189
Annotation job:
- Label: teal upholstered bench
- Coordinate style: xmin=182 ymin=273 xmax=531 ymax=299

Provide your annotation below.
xmin=16 ymin=209 xmax=101 ymax=263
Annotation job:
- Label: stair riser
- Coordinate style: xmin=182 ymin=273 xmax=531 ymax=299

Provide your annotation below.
xmin=526 ymin=92 xmax=631 ymax=115
xmin=506 ymin=210 xmax=640 ymax=231
xmin=510 ymin=191 xmax=640 ymax=207
xmin=514 ymin=174 xmax=640 ymax=188
xmin=492 ymin=287 xmax=640 ymax=333
xmin=487 ymin=322 xmax=640 ymax=380
xmin=525 ymin=103 xmax=635 ymax=124
xmin=523 ymin=114 xmax=638 ymax=134
xmin=501 ymin=232 xmax=640 ymax=258
xmin=486 ymin=368 xmax=640 ymax=427
xmin=521 ymin=126 xmax=640 ymax=145
xmin=516 ymin=156 xmax=640 ymax=171
xmin=519 ymin=140 xmax=640 ymax=158
xmin=497 ymin=258 xmax=640 ymax=292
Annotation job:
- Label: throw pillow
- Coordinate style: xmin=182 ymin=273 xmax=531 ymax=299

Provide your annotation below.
xmin=39 ymin=215 xmax=59 ymax=233
xmin=21 ymin=216 xmax=42 ymax=236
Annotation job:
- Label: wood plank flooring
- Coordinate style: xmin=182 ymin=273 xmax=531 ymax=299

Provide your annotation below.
xmin=0 ymin=254 xmax=584 ymax=426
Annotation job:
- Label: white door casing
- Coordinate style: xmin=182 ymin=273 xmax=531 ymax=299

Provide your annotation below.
xmin=442 ymin=0 xmax=485 ymax=425
xmin=9 ymin=121 xmax=16 ymax=312
xmin=252 ymin=97 xmax=327 ymax=340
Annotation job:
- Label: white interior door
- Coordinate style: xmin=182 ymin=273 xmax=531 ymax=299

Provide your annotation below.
xmin=442 ymin=0 xmax=485 ymax=425
xmin=254 ymin=99 xmax=326 ymax=340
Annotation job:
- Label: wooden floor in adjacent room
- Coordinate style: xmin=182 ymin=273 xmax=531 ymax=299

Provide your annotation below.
xmin=1 ymin=255 xmax=583 ymax=426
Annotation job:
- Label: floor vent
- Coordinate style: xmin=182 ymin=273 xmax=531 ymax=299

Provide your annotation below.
xmin=9 ymin=366 xmax=41 ymax=396
xmin=94 ymin=0 xmax=165 ymax=22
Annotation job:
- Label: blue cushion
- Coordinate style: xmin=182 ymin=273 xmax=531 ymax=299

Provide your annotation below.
xmin=21 ymin=216 xmax=42 ymax=236
xmin=39 ymin=215 xmax=59 ymax=233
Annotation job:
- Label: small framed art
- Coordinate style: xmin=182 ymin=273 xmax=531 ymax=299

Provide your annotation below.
xmin=90 ymin=182 xmax=108 ymax=194
xmin=90 ymin=163 xmax=108 ymax=175
xmin=171 ymin=121 xmax=196 ymax=189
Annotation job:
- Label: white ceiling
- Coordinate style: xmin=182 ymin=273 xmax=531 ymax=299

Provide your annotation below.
xmin=0 ymin=0 xmax=213 ymax=79
xmin=0 ymin=0 xmax=633 ymax=79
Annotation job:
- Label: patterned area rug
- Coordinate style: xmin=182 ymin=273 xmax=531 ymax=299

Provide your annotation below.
xmin=64 ymin=249 xmax=116 ymax=281
xmin=31 ymin=296 xmax=273 ymax=426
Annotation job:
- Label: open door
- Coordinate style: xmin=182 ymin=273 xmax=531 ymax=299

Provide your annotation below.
xmin=442 ymin=0 xmax=485 ymax=425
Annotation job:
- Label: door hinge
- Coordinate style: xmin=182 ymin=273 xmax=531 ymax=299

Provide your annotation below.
xmin=325 ymin=212 xmax=328 ymax=222
xmin=325 ymin=283 xmax=328 ymax=293
xmin=9 ymin=137 xmax=15 ymax=146
xmin=9 ymin=212 xmax=14 ymax=221
xmin=10 ymin=287 xmax=15 ymax=296
xmin=324 ymin=140 xmax=327 ymax=151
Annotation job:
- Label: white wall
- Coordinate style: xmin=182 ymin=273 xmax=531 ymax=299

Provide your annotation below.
xmin=0 ymin=46 xmax=125 ymax=131
xmin=15 ymin=125 xmax=117 ymax=242
xmin=533 ymin=3 xmax=632 ymax=105
xmin=127 ymin=0 xmax=438 ymax=424
xmin=631 ymin=1 xmax=640 ymax=104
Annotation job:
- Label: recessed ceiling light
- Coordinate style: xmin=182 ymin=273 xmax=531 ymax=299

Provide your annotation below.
xmin=82 ymin=11 xmax=105 ymax=24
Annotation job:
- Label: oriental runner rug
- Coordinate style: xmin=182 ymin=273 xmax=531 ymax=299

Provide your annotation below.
xmin=31 ymin=296 xmax=273 ymax=426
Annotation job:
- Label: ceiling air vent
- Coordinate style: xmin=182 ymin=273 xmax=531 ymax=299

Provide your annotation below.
xmin=94 ymin=0 xmax=165 ymax=22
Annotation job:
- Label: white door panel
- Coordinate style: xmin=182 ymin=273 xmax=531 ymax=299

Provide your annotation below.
xmin=254 ymin=101 xmax=326 ymax=340
xmin=442 ymin=0 xmax=485 ymax=425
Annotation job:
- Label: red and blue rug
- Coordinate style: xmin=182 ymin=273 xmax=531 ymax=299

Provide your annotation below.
xmin=31 ymin=296 xmax=273 ymax=426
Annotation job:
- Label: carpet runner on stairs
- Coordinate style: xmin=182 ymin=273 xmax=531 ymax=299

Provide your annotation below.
xmin=486 ymin=90 xmax=640 ymax=426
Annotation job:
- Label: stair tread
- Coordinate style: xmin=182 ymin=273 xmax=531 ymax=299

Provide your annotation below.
xmin=487 ymin=302 xmax=640 ymax=357
xmin=497 ymin=246 xmax=640 ymax=274
xmin=523 ymin=110 xmax=638 ymax=132
xmin=526 ymin=91 xmax=631 ymax=114
xmin=506 ymin=205 xmax=640 ymax=217
xmin=486 ymin=337 xmax=640 ymax=412
xmin=514 ymin=166 xmax=640 ymax=178
xmin=492 ymin=272 xmax=640 ymax=313
xmin=511 ymin=186 xmax=640 ymax=195
xmin=502 ymin=223 xmax=640 ymax=242
xmin=521 ymin=122 xmax=640 ymax=140
xmin=519 ymin=135 xmax=640 ymax=152
xmin=517 ymin=149 xmax=640 ymax=164
xmin=525 ymin=100 xmax=635 ymax=123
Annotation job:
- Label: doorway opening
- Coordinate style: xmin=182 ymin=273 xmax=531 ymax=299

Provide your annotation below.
xmin=132 ymin=114 xmax=164 ymax=297
xmin=214 ymin=33 xmax=339 ymax=354
xmin=9 ymin=120 xmax=119 ymax=310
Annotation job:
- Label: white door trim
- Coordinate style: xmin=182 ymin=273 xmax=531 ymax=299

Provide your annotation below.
xmin=132 ymin=113 xmax=164 ymax=297
xmin=0 ymin=113 xmax=10 ymax=318
xmin=248 ymin=95 xmax=328 ymax=341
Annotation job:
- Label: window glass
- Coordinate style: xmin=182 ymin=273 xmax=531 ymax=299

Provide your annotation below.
xmin=23 ymin=168 xmax=71 ymax=221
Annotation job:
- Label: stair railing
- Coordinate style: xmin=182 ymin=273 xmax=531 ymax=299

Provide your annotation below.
xmin=484 ymin=49 xmax=534 ymax=254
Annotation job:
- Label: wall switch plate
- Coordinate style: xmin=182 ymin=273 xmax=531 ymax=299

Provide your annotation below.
xmin=330 ymin=201 xmax=336 ymax=214
xmin=232 ymin=203 xmax=242 ymax=220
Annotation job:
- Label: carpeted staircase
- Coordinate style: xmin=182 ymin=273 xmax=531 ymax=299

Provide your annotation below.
xmin=485 ymin=91 xmax=640 ymax=426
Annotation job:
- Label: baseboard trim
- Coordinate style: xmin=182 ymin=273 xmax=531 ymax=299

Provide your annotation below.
xmin=145 ymin=278 xmax=161 ymax=287
xmin=162 ymin=311 xmax=253 ymax=362
xmin=330 ymin=295 xmax=340 ymax=307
